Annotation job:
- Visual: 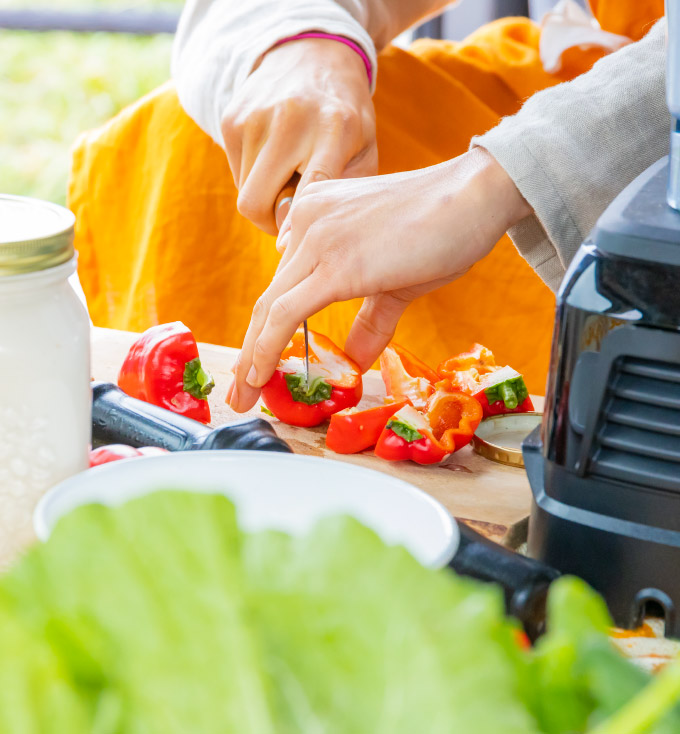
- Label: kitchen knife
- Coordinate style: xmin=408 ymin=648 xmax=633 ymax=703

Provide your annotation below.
xmin=92 ymin=382 xmax=292 ymax=453
xmin=274 ymin=172 xmax=310 ymax=386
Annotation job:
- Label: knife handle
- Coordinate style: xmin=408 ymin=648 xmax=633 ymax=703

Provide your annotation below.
xmin=91 ymin=382 xmax=291 ymax=454
xmin=274 ymin=172 xmax=301 ymax=229
xmin=449 ymin=522 xmax=560 ymax=641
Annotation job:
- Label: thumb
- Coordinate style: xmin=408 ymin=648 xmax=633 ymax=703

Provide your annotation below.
xmin=345 ymin=293 xmax=412 ymax=372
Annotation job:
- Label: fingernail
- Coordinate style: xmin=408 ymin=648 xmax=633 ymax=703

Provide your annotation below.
xmin=229 ymin=385 xmax=239 ymax=410
xmin=307 ymin=171 xmax=330 ymax=185
xmin=276 ymin=230 xmax=291 ymax=253
xmin=246 ymin=365 xmax=258 ymax=387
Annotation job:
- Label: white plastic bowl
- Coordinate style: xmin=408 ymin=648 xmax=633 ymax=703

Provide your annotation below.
xmin=34 ymin=451 xmax=459 ymax=569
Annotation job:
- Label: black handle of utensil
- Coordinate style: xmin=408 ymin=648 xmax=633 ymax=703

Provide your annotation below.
xmin=92 ymin=382 xmax=292 ymax=454
xmin=449 ymin=522 xmax=560 ymax=641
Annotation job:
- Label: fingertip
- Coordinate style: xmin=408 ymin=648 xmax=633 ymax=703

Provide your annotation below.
xmin=299 ymin=169 xmax=332 ymax=192
xmin=345 ymin=328 xmax=391 ymax=374
xmin=233 ymin=382 xmax=262 ymax=413
xmin=225 ymin=376 xmax=235 ymax=404
xmin=227 ymin=382 xmax=238 ymax=409
xmin=276 ymin=229 xmax=291 ymax=254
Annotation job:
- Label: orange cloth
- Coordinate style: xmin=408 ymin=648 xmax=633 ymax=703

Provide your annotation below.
xmin=589 ymin=0 xmax=663 ymax=41
xmin=69 ymin=4 xmax=662 ymax=394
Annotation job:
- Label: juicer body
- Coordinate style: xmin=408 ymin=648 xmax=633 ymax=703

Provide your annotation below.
xmin=525 ymin=158 xmax=680 ymax=634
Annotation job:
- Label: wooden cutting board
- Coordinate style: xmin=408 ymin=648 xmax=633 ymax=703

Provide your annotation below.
xmin=93 ymin=328 xmax=542 ymax=544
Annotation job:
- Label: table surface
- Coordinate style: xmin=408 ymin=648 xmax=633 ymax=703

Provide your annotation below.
xmin=92 ymin=328 xmax=543 ymax=544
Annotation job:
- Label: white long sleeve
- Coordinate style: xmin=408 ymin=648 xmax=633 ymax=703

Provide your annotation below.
xmin=171 ymin=0 xmax=453 ymax=147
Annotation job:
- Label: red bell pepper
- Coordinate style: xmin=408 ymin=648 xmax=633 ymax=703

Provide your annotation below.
xmin=375 ymin=390 xmax=482 ymax=465
xmin=89 ymin=444 xmax=169 ymax=468
xmin=326 ymin=400 xmax=407 ymax=454
xmin=261 ymin=328 xmax=362 ymax=427
xmin=437 ymin=344 xmax=534 ymax=418
xmin=118 ymin=322 xmax=215 ymax=424
xmin=380 ymin=343 xmax=436 ymax=410
xmin=472 ymin=366 xmax=535 ymax=417
xmin=513 ymin=629 xmax=531 ymax=650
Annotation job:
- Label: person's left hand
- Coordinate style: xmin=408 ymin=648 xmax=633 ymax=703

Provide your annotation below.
xmin=227 ymin=148 xmax=532 ymax=413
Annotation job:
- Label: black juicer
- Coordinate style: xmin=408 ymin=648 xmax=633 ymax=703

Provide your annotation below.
xmin=524 ymin=3 xmax=680 ymax=634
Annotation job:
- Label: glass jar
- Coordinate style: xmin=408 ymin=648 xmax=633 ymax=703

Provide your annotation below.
xmin=0 ymin=195 xmax=90 ymax=565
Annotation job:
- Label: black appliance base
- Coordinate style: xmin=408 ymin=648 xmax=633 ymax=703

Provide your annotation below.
xmin=524 ymin=428 xmax=680 ymax=638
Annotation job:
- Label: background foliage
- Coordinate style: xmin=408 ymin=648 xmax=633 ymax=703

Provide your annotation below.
xmin=0 ymin=1 xmax=181 ymax=205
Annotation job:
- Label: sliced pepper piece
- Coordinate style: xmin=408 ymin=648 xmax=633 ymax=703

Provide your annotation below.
xmin=89 ymin=444 xmax=169 ymax=468
xmin=380 ymin=344 xmax=435 ymax=410
xmin=118 ymin=322 xmax=215 ymax=424
xmin=437 ymin=344 xmax=534 ymax=418
xmin=388 ymin=343 xmax=440 ymax=383
xmin=326 ymin=400 xmax=407 ymax=454
xmin=261 ymin=328 xmax=362 ymax=427
xmin=375 ymin=391 xmax=482 ymax=465
xmin=426 ymin=388 xmax=484 ymax=453
xmin=374 ymin=405 xmax=443 ymax=464
xmin=472 ymin=366 xmax=535 ymax=417
xmin=437 ymin=343 xmax=496 ymax=377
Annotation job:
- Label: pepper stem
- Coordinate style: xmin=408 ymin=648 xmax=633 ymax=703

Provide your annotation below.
xmin=498 ymin=381 xmax=519 ymax=410
xmin=484 ymin=375 xmax=528 ymax=410
xmin=285 ymin=373 xmax=332 ymax=405
xmin=183 ymin=358 xmax=215 ymax=400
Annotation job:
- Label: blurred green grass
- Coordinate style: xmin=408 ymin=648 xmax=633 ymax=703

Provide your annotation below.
xmin=0 ymin=2 xmax=181 ymax=205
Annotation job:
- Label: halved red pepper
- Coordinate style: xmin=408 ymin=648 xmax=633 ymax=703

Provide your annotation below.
xmin=437 ymin=344 xmax=534 ymax=418
xmin=326 ymin=400 xmax=407 ymax=454
xmin=89 ymin=444 xmax=169 ymax=467
xmin=472 ymin=366 xmax=535 ymax=417
xmin=375 ymin=390 xmax=483 ymax=465
xmin=380 ymin=343 xmax=436 ymax=410
xmin=118 ymin=322 xmax=215 ymax=424
xmin=261 ymin=328 xmax=362 ymax=427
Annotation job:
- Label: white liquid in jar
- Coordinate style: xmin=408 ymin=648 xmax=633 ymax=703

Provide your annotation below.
xmin=0 ymin=260 xmax=90 ymax=566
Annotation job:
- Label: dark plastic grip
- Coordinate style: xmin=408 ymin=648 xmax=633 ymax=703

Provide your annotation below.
xmin=449 ymin=522 xmax=560 ymax=641
xmin=92 ymin=382 xmax=292 ymax=454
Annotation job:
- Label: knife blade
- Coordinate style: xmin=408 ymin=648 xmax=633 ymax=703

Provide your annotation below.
xmin=303 ymin=318 xmax=311 ymax=387
xmin=274 ymin=172 xmax=310 ymax=387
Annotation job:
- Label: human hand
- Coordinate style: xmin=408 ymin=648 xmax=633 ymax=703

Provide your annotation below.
xmin=222 ymin=37 xmax=377 ymax=236
xmin=227 ymin=148 xmax=532 ymax=413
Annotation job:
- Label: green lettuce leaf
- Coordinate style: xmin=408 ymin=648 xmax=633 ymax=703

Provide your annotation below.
xmin=525 ymin=576 xmax=680 ymax=734
xmin=0 ymin=491 xmax=676 ymax=734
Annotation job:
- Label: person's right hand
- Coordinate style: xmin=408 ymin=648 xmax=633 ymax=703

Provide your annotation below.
xmin=222 ymin=37 xmax=378 ymax=236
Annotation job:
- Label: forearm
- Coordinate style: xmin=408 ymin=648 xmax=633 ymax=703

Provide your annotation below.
xmin=473 ymin=18 xmax=668 ymax=291
xmin=171 ymin=0 xmax=454 ymax=146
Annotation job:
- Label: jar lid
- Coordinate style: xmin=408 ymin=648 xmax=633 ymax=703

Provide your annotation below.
xmin=0 ymin=195 xmax=75 ymax=275
xmin=472 ymin=412 xmax=543 ymax=468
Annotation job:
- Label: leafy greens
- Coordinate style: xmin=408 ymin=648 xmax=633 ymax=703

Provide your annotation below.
xmin=0 ymin=490 xmax=677 ymax=734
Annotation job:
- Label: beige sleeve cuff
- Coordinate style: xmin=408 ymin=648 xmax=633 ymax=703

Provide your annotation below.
xmin=472 ymin=18 xmax=667 ymax=292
